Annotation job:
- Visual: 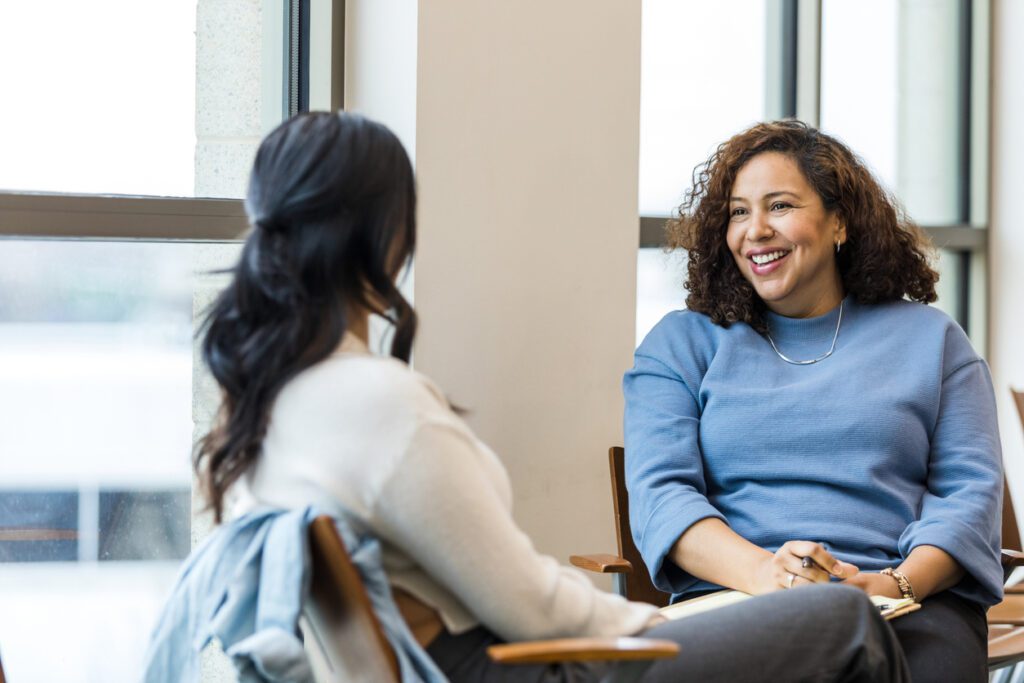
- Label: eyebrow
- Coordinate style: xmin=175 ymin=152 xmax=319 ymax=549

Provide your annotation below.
xmin=729 ymin=190 xmax=801 ymax=202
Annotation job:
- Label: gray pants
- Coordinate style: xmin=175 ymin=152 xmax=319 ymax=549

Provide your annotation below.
xmin=427 ymin=584 xmax=910 ymax=683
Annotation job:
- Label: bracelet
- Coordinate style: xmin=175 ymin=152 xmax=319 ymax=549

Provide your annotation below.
xmin=880 ymin=567 xmax=916 ymax=601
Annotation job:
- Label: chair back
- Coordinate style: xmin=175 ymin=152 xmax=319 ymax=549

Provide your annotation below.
xmin=300 ymin=516 xmax=400 ymax=683
xmin=1008 ymin=390 xmax=1024 ymax=552
xmin=608 ymin=447 xmax=670 ymax=608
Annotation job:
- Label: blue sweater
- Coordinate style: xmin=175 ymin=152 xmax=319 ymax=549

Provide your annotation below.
xmin=623 ymin=296 xmax=1003 ymax=606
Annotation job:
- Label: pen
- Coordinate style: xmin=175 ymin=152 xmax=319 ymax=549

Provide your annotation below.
xmin=801 ymin=555 xmax=837 ymax=576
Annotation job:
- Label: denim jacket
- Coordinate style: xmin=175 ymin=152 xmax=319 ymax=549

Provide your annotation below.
xmin=141 ymin=505 xmax=447 ymax=682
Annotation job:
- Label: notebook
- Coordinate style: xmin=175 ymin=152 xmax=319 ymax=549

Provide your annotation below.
xmin=660 ymin=589 xmax=921 ymax=621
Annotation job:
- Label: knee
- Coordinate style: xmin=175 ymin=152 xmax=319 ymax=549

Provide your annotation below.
xmin=802 ymin=583 xmax=877 ymax=620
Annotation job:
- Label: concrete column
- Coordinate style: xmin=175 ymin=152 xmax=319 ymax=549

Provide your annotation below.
xmin=193 ymin=2 xmax=264 ymax=679
xmin=195 ymin=0 xmax=265 ymax=199
xmin=413 ymin=2 xmax=642 ymax=572
xmin=990 ymin=0 xmax=1024 ymax=520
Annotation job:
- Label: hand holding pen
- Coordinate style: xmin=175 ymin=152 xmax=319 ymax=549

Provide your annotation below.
xmin=764 ymin=540 xmax=860 ymax=591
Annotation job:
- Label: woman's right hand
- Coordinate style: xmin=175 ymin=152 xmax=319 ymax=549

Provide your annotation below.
xmin=752 ymin=540 xmax=859 ymax=593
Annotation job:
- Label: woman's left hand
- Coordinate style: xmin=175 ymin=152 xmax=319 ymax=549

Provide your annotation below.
xmin=842 ymin=571 xmax=902 ymax=599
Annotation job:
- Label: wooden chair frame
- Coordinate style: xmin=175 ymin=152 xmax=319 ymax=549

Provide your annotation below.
xmin=300 ymin=515 xmax=678 ymax=683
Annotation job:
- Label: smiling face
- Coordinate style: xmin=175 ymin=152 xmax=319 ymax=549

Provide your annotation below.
xmin=726 ymin=152 xmax=847 ymax=318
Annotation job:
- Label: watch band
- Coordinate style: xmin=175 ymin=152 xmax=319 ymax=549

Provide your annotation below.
xmin=880 ymin=567 xmax=916 ymax=601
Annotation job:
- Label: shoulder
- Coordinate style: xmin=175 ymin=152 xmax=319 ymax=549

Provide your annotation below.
xmin=628 ymin=308 xmax=754 ymax=393
xmin=859 ymin=298 xmax=969 ymax=342
xmin=857 ymin=298 xmax=980 ymax=371
xmin=277 ymin=353 xmax=453 ymax=426
xmin=637 ymin=308 xmax=752 ymax=365
xmin=639 ymin=308 xmax=732 ymax=349
xmin=863 ymin=297 xmax=953 ymax=326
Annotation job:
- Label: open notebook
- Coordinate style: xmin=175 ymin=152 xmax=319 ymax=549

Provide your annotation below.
xmin=660 ymin=589 xmax=921 ymax=622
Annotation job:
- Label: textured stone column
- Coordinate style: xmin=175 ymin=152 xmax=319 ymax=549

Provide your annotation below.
xmin=193 ymin=1 xmax=264 ymax=679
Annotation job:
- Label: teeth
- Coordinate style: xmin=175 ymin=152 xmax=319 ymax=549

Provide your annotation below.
xmin=752 ymin=250 xmax=787 ymax=265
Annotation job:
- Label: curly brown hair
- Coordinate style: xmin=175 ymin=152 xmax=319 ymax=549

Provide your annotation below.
xmin=668 ymin=120 xmax=938 ymax=334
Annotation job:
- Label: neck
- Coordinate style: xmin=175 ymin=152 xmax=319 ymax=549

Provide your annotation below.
xmin=767 ymin=274 xmax=845 ymax=319
xmin=347 ymin=306 xmax=370 ymax=346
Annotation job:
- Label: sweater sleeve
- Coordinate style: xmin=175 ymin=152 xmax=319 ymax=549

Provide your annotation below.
xmin=623 ymin=341 xmax=726 ymax=595
xmin=897 ymin=357 xmax=1004 ymax=606
xmin=370 ymin=418 xmax=658 ymax=643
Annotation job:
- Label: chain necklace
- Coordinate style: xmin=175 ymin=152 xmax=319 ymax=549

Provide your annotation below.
xmin=765 ymin=301 xmax=844 ymax=365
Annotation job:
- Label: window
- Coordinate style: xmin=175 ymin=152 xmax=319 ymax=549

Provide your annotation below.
xmin=639 ymin=0 xmax=766 ymax=217
xmin=638 ymin=0 xmax=990 ymax=347
xmin=0 ymin=2 xmax=199 ymax=197
xmin=0 ymin=239 xmax=241 ymax=680
xmin=819 ymin=0 xmax=987 ymax=344
xmin=637 ymin=0 xmax=767 ymax=342
xmin=0 ymin=2 xmax=344 ymax=680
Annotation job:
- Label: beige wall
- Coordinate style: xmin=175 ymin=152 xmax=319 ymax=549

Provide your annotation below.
xmin=991 ymin=0 xmax=1024 ymax=519
xmin=412 ymin=2 xmax=642 ymax=570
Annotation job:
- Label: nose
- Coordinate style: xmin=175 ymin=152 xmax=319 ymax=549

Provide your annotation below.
xmin=745 ymin=209 xmax=774 ymax=242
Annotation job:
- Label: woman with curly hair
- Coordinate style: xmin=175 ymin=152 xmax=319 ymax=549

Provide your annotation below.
xmin=624 ymin=120 xmax=1002 ymax=681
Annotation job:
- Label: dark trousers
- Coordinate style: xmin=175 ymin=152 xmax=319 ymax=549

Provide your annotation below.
xmin=427 ymin=584 xmax=911 ymax=683
xmin=887 ymin=590 xmax=987 ymax=683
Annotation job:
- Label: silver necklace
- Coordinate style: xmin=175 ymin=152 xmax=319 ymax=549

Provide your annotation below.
xmin=765 ymin=301 xmax=844 ymax=365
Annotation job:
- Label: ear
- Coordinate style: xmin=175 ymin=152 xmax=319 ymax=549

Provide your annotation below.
xmin=833 ymin=216 xmax=847 ymax=246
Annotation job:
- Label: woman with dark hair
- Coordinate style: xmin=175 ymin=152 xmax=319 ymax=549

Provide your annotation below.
xmin=624 ymin=120 xmax=1002 ymax=682
xmin=195 ymin=112 xmax=910 ymax=682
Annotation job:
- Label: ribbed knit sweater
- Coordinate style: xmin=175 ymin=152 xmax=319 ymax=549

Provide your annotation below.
xmin=623 ymin=296 xmax=1003 ymax=606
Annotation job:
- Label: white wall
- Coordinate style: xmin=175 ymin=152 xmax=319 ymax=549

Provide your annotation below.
xmin=344 ymin=0 xmax=418 ymax=162
xmin=412 ymin=2 xmax=642 ymax=570
xmin=990 ymin=0 xmax=1024 ymax=521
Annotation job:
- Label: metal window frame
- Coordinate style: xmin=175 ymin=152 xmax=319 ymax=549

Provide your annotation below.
xmin=0 ymin=193 xmax=249 ymax=241
xmin=766 ymin=0 xmax=820 ymax=123
xmin=0 ymin=0 xmax=346 ymax=242
xmin=640 ymin=217 xmax=987 ymax=253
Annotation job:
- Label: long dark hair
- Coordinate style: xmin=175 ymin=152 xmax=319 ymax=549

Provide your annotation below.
xmin=196 ymin=112 xmax=417 ymax=521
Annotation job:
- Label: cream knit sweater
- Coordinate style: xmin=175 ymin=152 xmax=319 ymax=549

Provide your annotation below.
xmin=231 ymin=334 xmax=656 ymax=642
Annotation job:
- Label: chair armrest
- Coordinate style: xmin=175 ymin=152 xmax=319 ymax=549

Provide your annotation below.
xmin=487 ymin=637 xmax=679 ymax=665
xmin=1002 ymin=549 xmax=1024 ymax=567
xmin=569 ymin=554 xmax=633 ymax=574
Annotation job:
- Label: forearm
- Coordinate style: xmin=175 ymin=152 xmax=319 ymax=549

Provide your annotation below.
xmin=670 ymin=518 xmax=773 ymax=594
xmin=897 ymin=544 xmax=965 ymax=600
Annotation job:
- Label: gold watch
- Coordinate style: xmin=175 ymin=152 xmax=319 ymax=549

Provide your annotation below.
xmin=880 ymin=567 xmax=916 ymax=601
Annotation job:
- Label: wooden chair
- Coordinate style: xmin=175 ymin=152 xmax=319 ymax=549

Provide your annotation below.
xmin=984 ymin=389 xmax=1024 ymax=677
xmin=570 ymin=445 xmax=1024 ymax=672
xmin=299 ymin=515 xmax=679 ymax=683
xmin=570 ymin=448 xmax=667 ymax=608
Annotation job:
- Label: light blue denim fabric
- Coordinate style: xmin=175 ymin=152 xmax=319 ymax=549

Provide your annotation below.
xmin=141 ymin=505 xmax=447 ymax=682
